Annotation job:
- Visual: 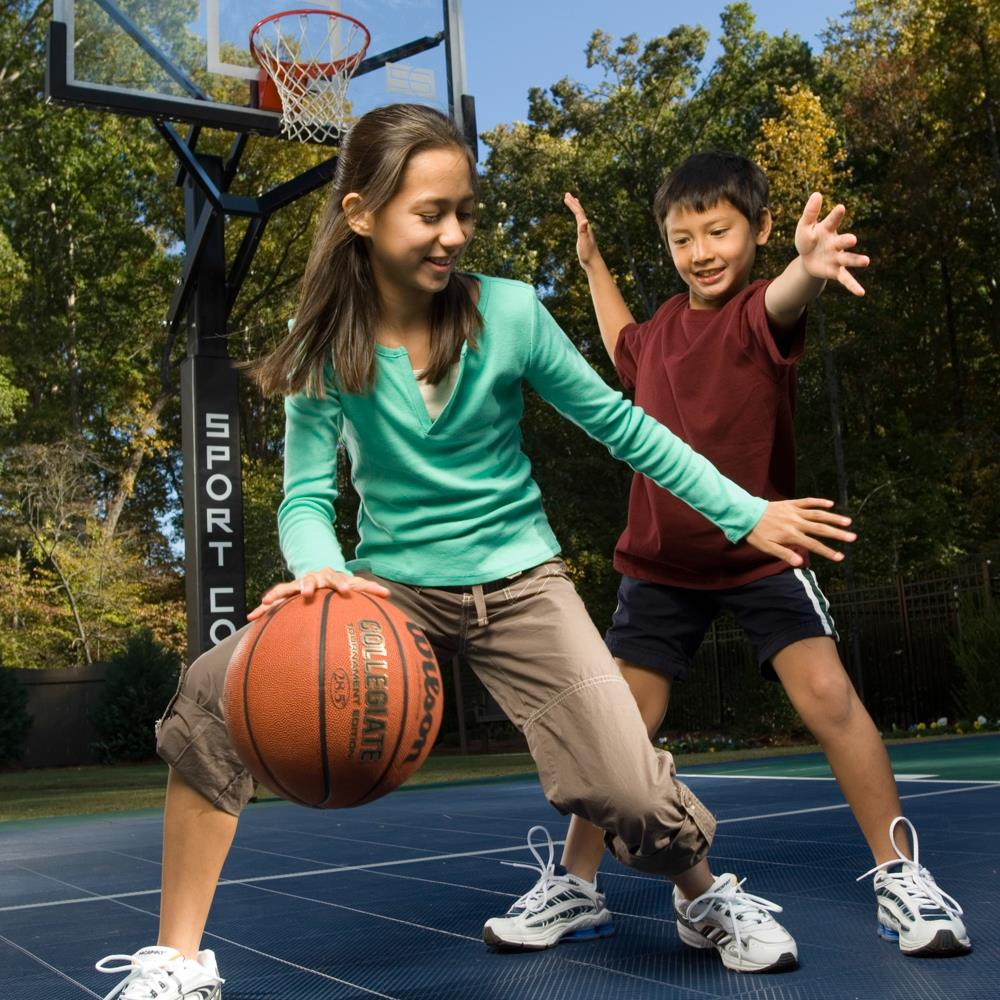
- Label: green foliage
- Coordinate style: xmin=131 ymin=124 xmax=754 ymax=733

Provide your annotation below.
xmin=951 ymin=596 xmax=1000 ymax=718
xmin=0 ymin=664 xmax=32 ymax=764
xmin=90 ymin=631 xmax=181 ymax=763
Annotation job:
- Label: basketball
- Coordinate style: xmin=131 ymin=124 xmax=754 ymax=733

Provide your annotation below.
xmin=223 ymin=590 xmax=443 ymax=808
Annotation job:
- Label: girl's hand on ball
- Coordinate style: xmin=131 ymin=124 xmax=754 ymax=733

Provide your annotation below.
xmin=248 ymin=569 xmax=391 ymax=620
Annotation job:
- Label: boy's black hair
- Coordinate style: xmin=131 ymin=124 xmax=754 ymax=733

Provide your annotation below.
xmin=653 ymin=152 xmax=769 ymax=235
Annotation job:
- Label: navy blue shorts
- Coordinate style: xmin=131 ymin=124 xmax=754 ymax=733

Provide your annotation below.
xmin=604 ymin=568 xmax=839 ymax=681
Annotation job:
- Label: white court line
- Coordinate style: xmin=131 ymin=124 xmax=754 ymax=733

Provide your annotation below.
xmin=680 ymin=772 xmax=1000 ymax=785
xmin=0 ymin=840 xmax=548 ymax=913
xmin=0 ymin=932 xmax=102 ymax=998
xmin=4 ymin=780 xmax=997 ymax=914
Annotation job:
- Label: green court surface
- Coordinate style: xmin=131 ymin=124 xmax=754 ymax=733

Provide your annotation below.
xmin=680 ymin=733 xmax=1000 ymax=782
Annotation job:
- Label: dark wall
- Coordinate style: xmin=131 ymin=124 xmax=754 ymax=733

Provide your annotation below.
xmin=12 ymin=664 xmax=107 ymax=768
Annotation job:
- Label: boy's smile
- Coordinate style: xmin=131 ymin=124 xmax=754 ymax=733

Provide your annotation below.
xmin=664 ymin=199 xmax=771 ymax=309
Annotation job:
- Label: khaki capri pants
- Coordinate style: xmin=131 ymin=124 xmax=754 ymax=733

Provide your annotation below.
xmin=156 ymin=558 xmax=716 ymax=878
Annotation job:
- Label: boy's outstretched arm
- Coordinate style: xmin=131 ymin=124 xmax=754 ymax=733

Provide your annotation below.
xmin=764 ymin=192 xmax=870 ymax=329
xmin=564 ymin=193 xmax=636 ymax=361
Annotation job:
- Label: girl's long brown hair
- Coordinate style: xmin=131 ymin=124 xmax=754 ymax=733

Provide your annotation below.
xmin=252 ymin=104 xmax=481 ymax=397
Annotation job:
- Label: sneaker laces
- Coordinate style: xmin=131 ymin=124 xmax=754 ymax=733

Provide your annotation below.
xmin=501 ymin=825 xmax=581 ymax=915
xmin=685 ymin=876 xmax=785 ymax=955
xmin=856 ymin=816 xmax=964 ymax=918
xmin=95 ymin=948 xmax=222 ymax=1000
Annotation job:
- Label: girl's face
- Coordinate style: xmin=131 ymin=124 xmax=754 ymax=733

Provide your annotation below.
xmin=351 ymin=146 xmax=476 ymax=304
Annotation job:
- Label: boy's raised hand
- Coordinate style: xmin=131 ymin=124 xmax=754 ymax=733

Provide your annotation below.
xmin=746 ymin=497 xmax=857 ymax=566
xmin=795 ymin=192 xmax=869 ymax=296
xmin=564 ymin=192 xmax=602 ymax=270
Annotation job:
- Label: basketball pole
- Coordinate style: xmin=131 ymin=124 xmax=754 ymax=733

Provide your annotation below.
xmin=443 ymin=0 xmax=477 ymax=159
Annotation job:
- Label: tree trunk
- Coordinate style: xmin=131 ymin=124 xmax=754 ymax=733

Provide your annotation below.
xmin=939 ymin=257 xmax=965 ymax=430
xmin=816 ymin=303 xmax=864 ymax=698
xmin=101 ymin=388 xmax=173 ymax=540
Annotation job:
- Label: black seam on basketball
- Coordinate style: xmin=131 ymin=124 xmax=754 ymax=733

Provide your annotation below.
xmin=354 ymin=592 xmax=411 ymax=804
xmin=242 ymin=597 xmax=309 ymax=807
xmin=317 ymin=590 xmax=334 ymax=809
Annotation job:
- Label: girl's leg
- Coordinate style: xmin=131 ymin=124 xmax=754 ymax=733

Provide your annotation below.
xmin=560 ymin=663 xmax=673 ymax=880
xmin=158 ymin=767 xmax=239 ymax=959
xmin=770 ymin=636 xmax=908 ymax=862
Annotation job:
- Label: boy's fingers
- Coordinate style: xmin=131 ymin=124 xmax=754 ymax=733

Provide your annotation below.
xmin=840 ymin=252 xmax=869 ymax=269
xmin=800 ymin=191 xmax=823 ymax=226
xmin=821 ymin=202 xmax=847 ymax=230
xmin=564 ymin=193 xmax=589 ymax=228
xmin=838 ymin=269 xmax=866 ymax=296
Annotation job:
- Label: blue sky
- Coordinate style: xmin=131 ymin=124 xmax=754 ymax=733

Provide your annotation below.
xmin=462 ymin=1 xmax=850 ymax=143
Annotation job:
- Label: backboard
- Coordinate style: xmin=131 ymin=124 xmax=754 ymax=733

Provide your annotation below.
xmin=47 ymin=0 xmax=471 ymax=142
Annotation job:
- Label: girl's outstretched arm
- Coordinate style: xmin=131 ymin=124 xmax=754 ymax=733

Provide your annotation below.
xmin=525 ymin=295 xmax=855 ymax=564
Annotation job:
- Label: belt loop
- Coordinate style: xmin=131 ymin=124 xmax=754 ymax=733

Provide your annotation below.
xmin=472 ymin=583 xmax=488 ymax=627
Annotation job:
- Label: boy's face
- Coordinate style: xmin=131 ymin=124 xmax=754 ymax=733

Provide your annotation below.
xmin=663 ymin=198 xmax=771 ymax=310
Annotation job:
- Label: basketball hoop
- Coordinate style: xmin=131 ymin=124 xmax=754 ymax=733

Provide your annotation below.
xmin=250 ymin=8 xmax=371 ymax=143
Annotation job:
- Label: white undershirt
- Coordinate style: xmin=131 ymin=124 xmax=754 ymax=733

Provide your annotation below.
xmin=413 ymin=365 xmax=457 ymax=420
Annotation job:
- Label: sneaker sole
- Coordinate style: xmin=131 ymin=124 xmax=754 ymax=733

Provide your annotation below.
xmin=483 ymin=918 xmax=615 ymax=952
xmin=878 ymin=924 xmax=972 ymax=957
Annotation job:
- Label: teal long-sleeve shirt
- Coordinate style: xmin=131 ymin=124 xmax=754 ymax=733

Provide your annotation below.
xmin=278 ymin=275 xmax=768 ymax=585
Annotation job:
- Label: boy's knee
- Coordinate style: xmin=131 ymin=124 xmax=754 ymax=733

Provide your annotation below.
xmin=794 ymin=668 xmax=856 ymax=727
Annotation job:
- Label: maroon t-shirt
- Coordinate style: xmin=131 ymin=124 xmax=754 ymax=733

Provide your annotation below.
xmin=613 ymin=279 xmax=807 ymax=589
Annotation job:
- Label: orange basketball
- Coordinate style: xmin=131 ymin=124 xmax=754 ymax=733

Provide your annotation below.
xmin=223 ymin=590 xmax=443 ymax=808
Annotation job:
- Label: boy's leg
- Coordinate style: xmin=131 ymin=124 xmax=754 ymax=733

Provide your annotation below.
xmin=730 ymin=569 xmax=971 ymax=956
xmin=770 ymin=636 xmax=905 ymax=863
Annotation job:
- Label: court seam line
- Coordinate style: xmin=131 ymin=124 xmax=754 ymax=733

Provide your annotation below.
xmin=4 ymin=781 xmax=996 ymax=913
xmin=0 ymin=932 xmax=102 ymax=998
xmin=562 ymin=956 xmax=726 ymax=999
xmin=1 ymin=868 xmax=404 ymax=1000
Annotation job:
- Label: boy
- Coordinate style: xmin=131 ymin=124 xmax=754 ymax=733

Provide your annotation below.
xmin=484 ymin=153 xmax=971 ymax=966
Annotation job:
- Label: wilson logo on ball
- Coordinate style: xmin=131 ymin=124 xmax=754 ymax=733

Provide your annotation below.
xmin=403 ymin=620 xmax=442 ymax=764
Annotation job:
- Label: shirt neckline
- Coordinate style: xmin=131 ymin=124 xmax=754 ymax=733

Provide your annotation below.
xmin=374 ymin=274 xmax=489 ymax=359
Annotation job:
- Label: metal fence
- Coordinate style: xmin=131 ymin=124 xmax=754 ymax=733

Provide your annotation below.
xmin=667 ymin=561 xmax=997 ymax=734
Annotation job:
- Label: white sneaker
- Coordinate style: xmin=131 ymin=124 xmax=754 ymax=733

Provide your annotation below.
xmin=857 ymin=816 xmax=972 ymax=956
xmin=483 ymin=825 xmax=614 ymax=951
xmin=673 ymin=874 xmax=798 ymax=973
xmin=96 ymin=946 xmax=223 ymax=1000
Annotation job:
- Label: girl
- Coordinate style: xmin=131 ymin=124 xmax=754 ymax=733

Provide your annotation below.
xmin=97 ymin=104 xmax=855 ymax=999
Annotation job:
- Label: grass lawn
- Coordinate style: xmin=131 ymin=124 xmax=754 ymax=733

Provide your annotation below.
xmin=0 ymin=733 xmax=988 ymax=823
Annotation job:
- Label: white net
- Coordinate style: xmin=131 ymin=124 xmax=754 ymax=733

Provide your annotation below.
xmin=251 ymin=11 xmax=368 ymax=143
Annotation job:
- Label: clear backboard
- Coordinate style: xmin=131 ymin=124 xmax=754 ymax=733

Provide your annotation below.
xmin=47 ymin=0 xmax=471 ymax=142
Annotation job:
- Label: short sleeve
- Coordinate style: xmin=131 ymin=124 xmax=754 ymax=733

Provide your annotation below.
xmin=614 ymin=320 xmax=645 ymax=390
xmin=746 ymin=280 xmax=807 ymax=370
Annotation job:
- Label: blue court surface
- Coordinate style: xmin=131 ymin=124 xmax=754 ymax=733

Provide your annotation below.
xmin=2 ymin=736 xmax=998 ymax=1000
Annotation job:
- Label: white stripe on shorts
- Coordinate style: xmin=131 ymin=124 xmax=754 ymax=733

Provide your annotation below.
xmin=793 ymin=568 xmax=836 ymax=636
